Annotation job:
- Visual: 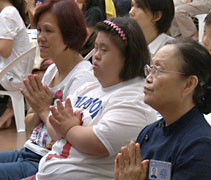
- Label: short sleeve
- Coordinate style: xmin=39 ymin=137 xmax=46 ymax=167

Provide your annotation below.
xmin=93 ymin=91 xmax=156 ymax=156
xmin=0 ymin=7 xmax=22 ymax=40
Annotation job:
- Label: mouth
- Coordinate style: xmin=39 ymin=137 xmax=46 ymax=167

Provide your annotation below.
xmin=92 ymin=62 xmax=99 ymax=69
xmin=144 ymin=86 xmax=153 ymax=94
xmin=39 ymin=45 xmax=48 ymax=51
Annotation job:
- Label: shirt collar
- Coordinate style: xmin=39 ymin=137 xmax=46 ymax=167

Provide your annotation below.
xmin=161 ymin=106 xmax=200 ymax=135
xmin=148 ymin=33 xmax=171 ymax=57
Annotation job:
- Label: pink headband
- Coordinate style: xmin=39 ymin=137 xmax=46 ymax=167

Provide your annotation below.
xmin=104 ymin=20 xmax=127 ymax=44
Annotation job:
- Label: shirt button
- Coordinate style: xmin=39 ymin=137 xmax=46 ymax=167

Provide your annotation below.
xmin=145 ymin=134 xmax=149 ymax=141
xmin=158 ymin=122 xmax=162 ymax=127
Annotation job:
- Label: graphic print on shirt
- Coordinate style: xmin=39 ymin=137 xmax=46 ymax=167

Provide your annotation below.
xmin=30 ymin=86 xmax=65 ymax=150
xmin=45 ymin=95 xmax=103 ymax=161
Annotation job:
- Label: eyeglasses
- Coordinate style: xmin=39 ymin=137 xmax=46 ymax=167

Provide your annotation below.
xmin=144 ymin=64 xmax=186 ymax=77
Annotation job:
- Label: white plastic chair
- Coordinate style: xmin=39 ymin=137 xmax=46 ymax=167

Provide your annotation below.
xmin=83 ymin=48 xmax=95 ymax=61
xmin=0 ymin=46 xmax=36 ymax=132
xmin=195 ymin=14 xmax=207 ymax=43
xmin=204 ymin=113 xmax=211 ymax=125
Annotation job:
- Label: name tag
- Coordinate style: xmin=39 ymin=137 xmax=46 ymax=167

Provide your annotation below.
xmin=148 ymin=159 xmax=172 ymax=180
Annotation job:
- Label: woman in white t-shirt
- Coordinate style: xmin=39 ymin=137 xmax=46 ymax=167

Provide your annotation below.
xmin=34 ymin=16 xmax=157 ymax=180
xmin=0 ymin=0 xmax=30 ymax=129
xmin=0 ymin=0 xmax=96 ymax=180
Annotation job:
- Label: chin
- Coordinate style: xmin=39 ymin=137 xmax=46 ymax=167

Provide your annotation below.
xmin=40 ymin=54 xmax=49 ymax=59
xmin=144 ymin=96 xmax=154 ymax=107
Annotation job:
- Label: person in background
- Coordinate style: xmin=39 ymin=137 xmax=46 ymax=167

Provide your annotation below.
xmin=0 ymin=0 xmax=96 ymax=179
xmin=129 ymin=0 xmax=175 ymax=57
xmin=34 ymin=16 xmax=156 ymax=180
xmin=76 ymin=0 xmax=106 ymax=59
xmin=32 ymin=59 xmax=54 ymax=79
xmin=25 ymin=0 xmax=44 ymax=28
xmin=105 ymin=0 xmax=116 ymax=18
xmin=115 ymin=38 xmax=211 ymax=180
xmin=113 ymin=0 xmax=131 ymax=17
xmin=170 ymin=0 xmax=211 ymax=40
xmin=0 ymin=0 xmax=30 ymax=129
xmin=202 ymin=12 xmax=211 ymax=53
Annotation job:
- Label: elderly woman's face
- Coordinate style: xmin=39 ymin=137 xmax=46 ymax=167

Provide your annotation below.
xmin=143 ymin=45 xmax=187 ymax=112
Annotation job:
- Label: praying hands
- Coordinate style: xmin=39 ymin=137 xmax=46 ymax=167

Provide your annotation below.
xmin=115 ymin=141 xmax=149 ymax=180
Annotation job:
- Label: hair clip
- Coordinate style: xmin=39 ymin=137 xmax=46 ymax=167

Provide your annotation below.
xmin=104 ymin=20 xmax=127 ymax=44
xmin=200 ymin=81 xmax=205 ymax=87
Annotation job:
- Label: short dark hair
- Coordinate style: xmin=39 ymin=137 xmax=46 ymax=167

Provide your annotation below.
xmin=135 ymin=0 xmax=175 ymax=34
xmin=205 ymin=12 xmax=211 ymax=26
xmin=33 ymin=0 xmax=87 ymax=52
xmin=167 ymin=38 xmax=211 ymax=114
xmin=95 ymin=16 xmax=150 ymax=81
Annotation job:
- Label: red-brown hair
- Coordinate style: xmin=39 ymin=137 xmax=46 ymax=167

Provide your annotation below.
xmin=34 ymin=0 xmax=87 ymax=52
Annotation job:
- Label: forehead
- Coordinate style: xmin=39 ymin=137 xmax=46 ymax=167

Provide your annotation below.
xmin=38 ymin=11 xmax=58 ymax=25
xmin=152 ymin=45 xmax=180 ymax=67
xmin=95 ymin=32 xmax=113 ymax=45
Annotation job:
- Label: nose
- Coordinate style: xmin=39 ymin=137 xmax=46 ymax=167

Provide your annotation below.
xmin=129 ymin=7 xmax=134 ymax=17
xmin=37 ymin=31 xmax=47 ymax=43
xmin=93 ymin=48 xmax=101 ymax=60
xmin=92 ymin=48 xmax=101 ymax=64
xmin=146 ymin=73 xmax=153 ymax=83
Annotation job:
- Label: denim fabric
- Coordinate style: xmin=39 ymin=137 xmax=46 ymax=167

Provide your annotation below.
xmin=0 ymin=148 xmax=42 ymax=180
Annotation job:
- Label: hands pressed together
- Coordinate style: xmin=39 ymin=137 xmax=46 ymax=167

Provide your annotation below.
xmin=49 ymin=98 xmax=82 ymax=139
xmin=115 ymin=141 xmax=149 ymax=180
xmin=20 ymin=74 xmax=53 ymax=115
xmin=21 ymin=74 xmax=82 ymax=139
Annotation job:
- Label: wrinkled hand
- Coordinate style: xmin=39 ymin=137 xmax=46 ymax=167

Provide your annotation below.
xmin=49 ymin=98 xmax=82 ymax=138
xmin=115 ymin=141 xmax=149 ymax=180
xmin=20 ymin=74 xmax=53 ymax=114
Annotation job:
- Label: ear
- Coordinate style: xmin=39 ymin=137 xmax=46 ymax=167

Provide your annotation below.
xmin=152 ymin=11 xmax=162 ymax=22
xmin=182 ymin=75 xmax=198 ymax=96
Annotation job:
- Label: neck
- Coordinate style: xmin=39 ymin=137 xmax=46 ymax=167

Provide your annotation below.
xmin=159 ymin=100 xmax=195 ymax=126
xmin=0 ymin=1 xmax=12 ymax=12
xmin=53 ymin=50 xmax=83 ymax=81
xmin=143 ymin=27 xmax=159 ymax=45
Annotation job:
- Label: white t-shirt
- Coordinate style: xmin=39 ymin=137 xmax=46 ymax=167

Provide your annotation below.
xmin=0 ymin=6 xmax=31 ymax=90
xmin=24 ymin=61 xmax=97 ymax=156
xmin=37 ymin=77 xmax=157 ymax=180
xmin=148 ymin=33 xmax=174 ymax=58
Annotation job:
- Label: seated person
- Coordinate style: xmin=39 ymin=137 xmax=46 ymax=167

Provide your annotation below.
xmin=0 ymin=0 xmax=96 ymax=179
xmin=130 ymin=0 xmax=175 ymax=57
xmin=115 ymin=38 xmax=211 ymax=180
xmin=113 ymin=0 xmax=131 ymax=17
xmin=105 ymin=0 xmax=117 ymax=18
xmin=76 ymin=0 xmax=106 ymax=60
xmin=32 ymin=59 xmax=54 ymax=79
xmin=0 ymin=0 xmax=30 ymax=129
xmin=25 ymin=0 xmax=44 ymax=28
xmin=202 ymin=12 xmax=211 ymax=53
xmin=34 ymin=16 xmax=156 ymax=180
xmin=170 ymin=0 xmax=211 ymax=40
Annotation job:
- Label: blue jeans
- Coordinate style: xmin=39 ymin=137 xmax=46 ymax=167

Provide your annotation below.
xmin=0 ymin=148 xmax=42 ymax=180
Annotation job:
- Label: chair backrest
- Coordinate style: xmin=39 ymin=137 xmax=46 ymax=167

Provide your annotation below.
xmin=195 ymin=14 xmax=207 ymax=43
xmin=0 ymin=46 xmax=36 ymax=80
xmin=83 ymin=48 xmax=95 ymax=61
